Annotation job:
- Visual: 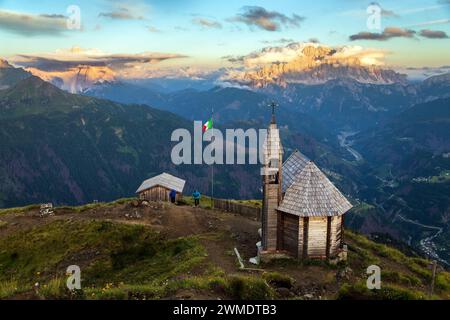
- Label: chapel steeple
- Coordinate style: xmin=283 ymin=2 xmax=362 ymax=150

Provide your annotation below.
xmin=261 ymin=101 xmax=283 ymax=251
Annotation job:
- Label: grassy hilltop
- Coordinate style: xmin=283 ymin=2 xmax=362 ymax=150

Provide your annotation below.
xmin=0 ymin=198 xmax=449 ymax=300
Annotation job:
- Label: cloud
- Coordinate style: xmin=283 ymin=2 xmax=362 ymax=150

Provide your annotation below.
xmin=98 ymin=1 xmax=151 ymax=21
xmin=408 ymin=19 xmax=450 ymax=28
xmin=147 ymin=25 xmax=162 ymax=33
xmin=192 ymin=17 xmax=222 ymax=29
xmin=399 ymin=65 xmax=450 ymax=80
xmin=0 ymin=9 xmax=67 ymax=36
xmin=98 ymin=7 xmax=144 ymax=20
xmin=229 ymin=6 xmax=304 ymax=31
xmin=341 ymin=3 xmax=398 ymax=18
xmin=349 ymin=27 xmax=416 ymax=41
xmin=380 ymin=8 xmax=398 ymax=17
xmin=370 ymin=2 xmax=399 ymax=17
xmin=221 ymin=55 xmax=245 ymax=64
xmin=11 ymin=47 xmax=187 ymax=78
xmin=419 ymin=29 xmax=449 ymax=39
xmin=261 ymin=38 xmax=295 ymax=44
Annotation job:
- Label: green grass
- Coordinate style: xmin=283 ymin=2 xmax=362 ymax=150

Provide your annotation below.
xmin=262 ymin=272 xmax=295 ymax=288
xmin=38 ymin=277 xmax=66 ymax=299
xmin=1 ymin=198 xmax=449 ymax=300
xmin=338 ymin=281 xmax=427 ymax=300
xmin=81 ymin=273 xmax=275 ymax=300
xmin=351 ymin=202 xmax=375 ymax=213
xmin=181 ymin=195 xmax=214 ymax=209
xmin=346 ymin=231 xmax=414 ymax=264
xmin=345 ymin=230 xmax=450 ymax=299
xmin=180 ymin=196 xmax=262 ymax=209
xmin=0 ymin=198 xmax=135 ymax=216
xmin=0 ymin=204 xmax=40 ymax=216
xmin=0 ymin=279 xmax=24 ymax=299
xmin=56 ymin=197 xmax=135 ymax=213
xmin=382 ymin=270 xmax=422 ymax=286
xmin=0 ymin=219 xmax=206 ymax=298
xmin=226 ymin=275 xmax=275 ymax=300
xmin=234 ymin=200 xmax=262 ymax=207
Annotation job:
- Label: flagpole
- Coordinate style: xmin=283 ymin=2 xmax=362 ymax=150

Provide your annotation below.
xmin=211 ymin=106 xmax=214 ymax=209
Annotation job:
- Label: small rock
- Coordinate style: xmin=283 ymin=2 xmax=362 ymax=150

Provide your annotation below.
xmin=303 ymin=293 xmax=314 ymax=300
xmin=336 ymin=266 xmax=353 ymax=281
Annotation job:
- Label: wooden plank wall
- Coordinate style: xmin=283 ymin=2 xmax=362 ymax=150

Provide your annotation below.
xmin=329 ymin=215 xmax=342 ymax=257
xmin=282 ymin=213 xmax=299 ymax=257
xmin=263 ymin=184 xmax=279 ymax=250
xmin=297 ymin=217 xmax=305 ymax=258
xmin=213 ymin=199 xmax=262 ymax=221
xmin=139 ymin=186 xmax=170 ymax=202
xmin=307 ymin=217 xmax=328 ymax=258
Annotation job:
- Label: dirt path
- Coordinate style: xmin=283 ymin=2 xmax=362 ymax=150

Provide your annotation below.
xmin=0 ymin=202 xmax=260 ymax=274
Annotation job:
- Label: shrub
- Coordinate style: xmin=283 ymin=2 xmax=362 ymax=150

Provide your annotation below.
xmin=0 ymin=279 xmax=21 ymax=299
xmin=435 ymin=272 xmax=450 ymax=291
xmin=227 ymin=276 xmax=274 ymax=300
xmin=382 ymin=271 xmax=422 ymax=286
xmin=38 ymin=277 xmax=67 ymax=299
xmin=262 ymin=272 xmax=294 ymax=289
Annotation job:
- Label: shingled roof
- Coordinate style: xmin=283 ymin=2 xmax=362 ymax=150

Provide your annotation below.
xmin=282 ymin=150 xmax=310 ymax=193
xmin=136 ymin=172 xmax=186 ymax=193
xmin=262 ymin=124 xmax=283 ymax=163
xmin=278 ymin=160 xmax=352 ymax=217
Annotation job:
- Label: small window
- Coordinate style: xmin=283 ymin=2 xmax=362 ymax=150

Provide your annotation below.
xmin=270 ymin=159 xmax=279 ymax=168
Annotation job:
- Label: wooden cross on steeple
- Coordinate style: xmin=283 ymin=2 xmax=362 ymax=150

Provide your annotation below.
xmin=269 ymin=101 xmax=278 ymax=124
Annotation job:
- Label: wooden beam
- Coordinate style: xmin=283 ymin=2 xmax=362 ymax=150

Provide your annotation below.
xmin=277 ymin=211 xmax=284 ymax=251
xmin=302 ymin=217 xmax=309 ymax=259
xmin=326 ymin=216 xmax=332 ymax=259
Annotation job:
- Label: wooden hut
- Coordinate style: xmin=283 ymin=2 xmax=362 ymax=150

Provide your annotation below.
xmin=136 ymin=172 xmax=185 ymax=202
xmin=261 ymin=112 xmax=352 ymax=260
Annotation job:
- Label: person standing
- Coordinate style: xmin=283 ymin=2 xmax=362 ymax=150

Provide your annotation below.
xmin=169 ymin=189 xmax=177 ymax=204
xmin=192 ymin=190 xmax=201 ymax=207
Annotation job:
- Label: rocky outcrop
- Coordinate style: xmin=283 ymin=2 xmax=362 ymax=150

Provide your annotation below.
xmin=239 ymin=45 xmax=406 ymax=87
xmin=0 ymin=59 xmax=13 ymax=69
xmin=26 ymin=65 xmax=116 ymax=93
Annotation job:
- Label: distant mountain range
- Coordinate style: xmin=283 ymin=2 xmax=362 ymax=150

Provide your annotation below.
xmin=1 ymin=60 xmax=449 ymax=264
xmin=223 ymin=44 xmax=407 ymax=87
xmin=26 ymin=65 xmax=116 ymax=93
xmin=84 ymin=71 xmax=449 ymax=133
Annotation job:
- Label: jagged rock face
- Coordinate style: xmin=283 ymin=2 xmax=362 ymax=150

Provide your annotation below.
xmin=241 ymin=45 xmax=406 ymax=87
xmin=0 ymin=59 xmax=13 ymax=68
xmin=26 ymin=65 xmax=116 ymax=93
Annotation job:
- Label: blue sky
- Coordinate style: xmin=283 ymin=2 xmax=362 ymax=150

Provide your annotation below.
xmin=0 ymin=0 xmax=449 ymax=70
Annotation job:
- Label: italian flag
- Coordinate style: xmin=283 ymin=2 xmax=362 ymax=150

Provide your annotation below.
xmin=202 ymin=118 xmax=213 ymax=132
